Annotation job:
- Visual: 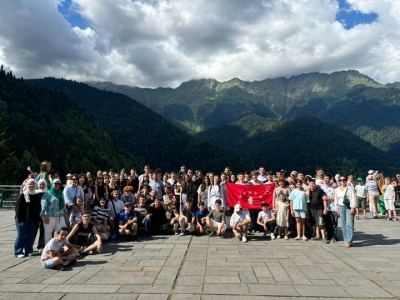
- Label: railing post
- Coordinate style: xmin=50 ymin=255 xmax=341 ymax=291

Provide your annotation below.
xmin=0 ymin=188 xmax=4 ymax=208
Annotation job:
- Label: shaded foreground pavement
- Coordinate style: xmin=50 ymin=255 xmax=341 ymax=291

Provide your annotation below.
xmin=1 ymin=208 xmax=400 ymax=299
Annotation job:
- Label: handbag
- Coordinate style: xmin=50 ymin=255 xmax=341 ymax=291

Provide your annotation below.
xmin=343 ymin=187 xmax=351 ymax=209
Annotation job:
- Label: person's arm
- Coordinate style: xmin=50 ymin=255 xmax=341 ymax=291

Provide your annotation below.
xmin=92 ymin=226 xmax=102 ymax=253
xmin=256 ymin=216 xmax=263 ymax=227
xmin=66 ymin=224 xmax=79 ymax=241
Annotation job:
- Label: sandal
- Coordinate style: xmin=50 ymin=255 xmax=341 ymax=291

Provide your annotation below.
xmin=364 ymin=216 xmax=369 ymax=220
xmin=356 ymin=216 xmax=360 ymax=220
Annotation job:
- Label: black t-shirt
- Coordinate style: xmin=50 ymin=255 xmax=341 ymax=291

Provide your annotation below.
xmin=149 ymin=205 xmax=166 ymax=225
xmin=182 ymin=207 xmax=196 ymax=223
xmin=309 ymin=186 xmax=326 ymax=210
xmin=73 ymin=223 xmax=94 ymax=246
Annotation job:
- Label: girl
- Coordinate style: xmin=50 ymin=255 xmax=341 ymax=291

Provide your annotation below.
xmin=289 ymin=180 xmax=309 ymax=241
xmin=208 ymin=176 xmax=224 ymax=211
xmin=69 ymin=196 xmax=84 ymax=227
xmin=197 ymin=176 xmax=210 ymax=209
xmin=91 ymin=198 xmax=111 ymax=240
xmin=94 ymin=176 xmax=108 ymax=207
xmin=276 ymin=192 xmax=290 ymax=239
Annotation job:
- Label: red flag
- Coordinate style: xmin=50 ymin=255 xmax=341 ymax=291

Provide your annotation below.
xmin=226 ymin=183 xmax=275 ymax=209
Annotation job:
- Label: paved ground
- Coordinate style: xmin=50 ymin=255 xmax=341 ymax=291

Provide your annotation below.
xmin=1 ymin=208 xmax=400 ymax=300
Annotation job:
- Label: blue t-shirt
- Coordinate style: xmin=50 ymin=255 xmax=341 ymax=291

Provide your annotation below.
xmin=119 ymin=210 xmax=137 ymax=224
xmin=289 ymin=189 xmax=309 ymax=211
xmin=196 ymin=209 xmax=210 ymax=221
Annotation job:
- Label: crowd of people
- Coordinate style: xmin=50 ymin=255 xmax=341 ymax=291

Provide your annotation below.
xmin=14 ymin=161 xmax=399 ymax=270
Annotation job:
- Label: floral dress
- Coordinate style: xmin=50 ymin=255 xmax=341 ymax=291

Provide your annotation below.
xmin=276 ymin=201 xmax=289 ymax=227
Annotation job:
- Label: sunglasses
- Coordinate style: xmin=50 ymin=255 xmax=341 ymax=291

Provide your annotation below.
xmin=54 ymin=183 xmax=61 ymax=185
xmin=339 ymin=179 xmax=346 ymax=182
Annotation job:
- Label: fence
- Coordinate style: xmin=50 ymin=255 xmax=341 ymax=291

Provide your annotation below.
xmin=0 ymin=185 xmax=20 ymax=208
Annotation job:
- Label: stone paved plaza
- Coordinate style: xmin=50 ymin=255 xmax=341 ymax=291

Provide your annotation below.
xmin=0 ymin=208 xmax=400 ymax=300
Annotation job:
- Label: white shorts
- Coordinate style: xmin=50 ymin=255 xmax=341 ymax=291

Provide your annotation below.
xmin=384 ymin=199 xmax=395 ymax=211
xmin=211 ymin=219 xmax=226 ymax=231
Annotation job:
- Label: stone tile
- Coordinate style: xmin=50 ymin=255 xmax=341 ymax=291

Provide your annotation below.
xmin=0 ymin=283 xmax=48 ymax=292
xmin=171 ymin=294 xmax=201 ymax=300
xmin=202 ymin=296 xmax=291 ymax=300
xmin=41 ymin=284 xmax=121 ymax=293
xmin=118 ymin=284 xmax=172 ymax=294
xmin=342 ymin=285 xmax=393 ymax=298
xmin=176 ymin=275 xmax=204 ymax=286
xmin=136 ymin=294 xmax=169 ymax=300
xmin=63 ymin=295 xmax=138 ymax=300
xmin=294 ymin=285 xmax=350 ymax=297
xmin=203 ymin=284 xmax=249 ymax=295
xmin=204 ymin=276 xmax=240 ymax=284
xmin=248 ymin=284 xmax=299 ymax=296
xmin=0 ymin=293 xmax=65 ymax=300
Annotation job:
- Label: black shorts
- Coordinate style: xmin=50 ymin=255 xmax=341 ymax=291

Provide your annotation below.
xmin=311 ymin=209 xmax=324 ymax=228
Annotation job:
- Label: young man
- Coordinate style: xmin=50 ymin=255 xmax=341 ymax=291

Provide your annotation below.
xmin=206 ymin=199 xmax=226 ymax=237
xmin=355 ymin=178 xmax=368 ymax=220
xmin=307 ymin=179 xmax=329 ymax=243
xmin=179 ymin=200 xmax=196 ymax=236
xmin=68 ymin=212 xmax=103 ymax=255
xmin=230 ymin=204 xmax=251 ymax=243
xmin=134 ymin=196 xmax=150 ymax=235
xmin=256 ymin=202 xmax=277 ymax=239
xmin=41 ymin=227 xmax=77 ymax=270
xmin=320 ymin=174 xmax=339 ymax=243
xmin=119 ymin=202 xmax=138 ymax=241
xmin=195 ymin=201 xmax=210 ymax=235
xmin=383 ymin=177 xmax=398 ymax=221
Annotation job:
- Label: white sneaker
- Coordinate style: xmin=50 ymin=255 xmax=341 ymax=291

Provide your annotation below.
xmin=277 ymin=235 xmax=281 ymax=239
xmin=242 ymin=236 xmax=247 ymax=243
xmin=302 ymin=236 xmax=308 ymax=241
xmin=271 ymin=233 xmax=276 ymax=240
xmin=180 ymin=232 xmax=185 ymax=236
xmin=284 ymin=235 xmax=289 ymax=240
xmin=17 ymin=254 xmax=25 ymax=258
xmin=294 ymin=236 xmax=301 ymax=240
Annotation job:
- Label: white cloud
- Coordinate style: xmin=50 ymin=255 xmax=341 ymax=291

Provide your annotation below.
xmin=0 ymin=0 xmax=399 ymax=87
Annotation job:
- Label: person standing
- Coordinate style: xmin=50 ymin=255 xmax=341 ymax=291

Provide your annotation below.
xmin=335 ymin=176 xmax=356 ymax=248
xmin=15 ymin=179 xmax=42 ymax=257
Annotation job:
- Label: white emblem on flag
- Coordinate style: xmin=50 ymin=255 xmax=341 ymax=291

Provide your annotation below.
xmin=248 ymin=196 xmax=253 ymax=205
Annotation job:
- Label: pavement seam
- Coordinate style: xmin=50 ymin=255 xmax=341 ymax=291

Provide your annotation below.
xmin=167 ymin=235 xmax=193 ymax=300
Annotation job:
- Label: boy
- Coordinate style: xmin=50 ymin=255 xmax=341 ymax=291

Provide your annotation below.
xmin=119 ymin=202 xmax=138 ymax=240
xmin=41 ymin=227 xmax=77 ymax=270
xmin=206 ymin=199 xmax=226 ymax=237
xmin=355 ymin=178 xmax=368 ymax=219
xmin=383 ymin=177 xmax=398 ymax=221
xmin=195 ymin=201 xmax=210 ymax=234
xmin=256 ymin=202 xmax=277 ymax=239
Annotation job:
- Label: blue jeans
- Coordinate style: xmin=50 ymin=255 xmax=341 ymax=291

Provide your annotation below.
xmin=14 ymin=218 xmax=38 ymax=256
xmin=339 ymin=205 xmax=354 ymax=244
xmin=142 ymin=217 xmax=151 ymax=232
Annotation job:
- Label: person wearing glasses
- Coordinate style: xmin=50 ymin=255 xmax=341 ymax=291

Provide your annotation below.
xmin=63 ymin=174 xmax=85 ymax=227
xmin=40 ymin=179 xmax=68 ymax=244
xmin=334 ymin=176 xmax=356 ymax=248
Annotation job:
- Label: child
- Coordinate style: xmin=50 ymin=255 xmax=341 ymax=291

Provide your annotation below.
xmin=276 ymin=192 xmax=290 ymax=239
xmin=69 ymin=197 xmax=84 ymax=227
xmin=256 ymin=202 xmax=276 ymax=239
xmin=355 ymin=178 xmax=368 ymax=219
xmin=289 ymin=179 xmax=310 ymax=241
xmin=383 ymin=177 xmax=398 ymax=221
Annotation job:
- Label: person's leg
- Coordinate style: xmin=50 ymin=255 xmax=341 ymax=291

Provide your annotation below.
xmin=301 ymin=218 xmax=307 ymax=240
xmin=38 ymin=221 xmax=45 ymax=249
xmin=345 ymin=207 xmax=354 ymax=244
xmin=324 ymin=212 xmax=333 ymax=240
xmin=142 ymin=217 xmax=151 ymax=233
xmin=295 ymin=217 xmax=302 ymax=238
xmin=339 ymin=205 xmax=348 ymax=243
xmin=24 ymin=219 xmax=38 ymax=255
xmin=178 ymin=217 xmax=186 ymax=235
xmin=232 ymin=228 xmax=242 ymax=239
xmin=44 ymin=217 xmax=57 ymax=245
xmin=14 ymin=218 xmax=26 ymax=256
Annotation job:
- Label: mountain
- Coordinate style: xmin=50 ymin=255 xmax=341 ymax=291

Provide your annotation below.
xmin=0 ymin=67 xmax=141 ymax=184
xmin=87 ymin=70 xmax=386 ymax=131
xmin=196 ymin=115 xmax=396 ymax=176
xmin=28 ymin=78 xmax=251 ymax=173
xmin=386 ymin=82 xmax=400 ymax=89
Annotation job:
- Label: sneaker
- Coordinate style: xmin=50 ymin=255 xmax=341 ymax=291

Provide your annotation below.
xmin=174 ymin=231 xmax=179 ymax=235
xmin=27 ymin=253 xmax=34 ymax=257
xmin=394 ymin=218 xmax=398 ymax=222
xmin=294 ymin=236 xmax=301 ymax=240
xmin=263 ymin=232 xmax=267 ymax=237
xmin=37 ymin=249 xmax=43 ymax=253
xmin=242 ymin=236 xmax=247 ymax=243
xmin=277 ymin=235 xmax=281 ymax=239
xmin=311 ymin=237 xmax=321 ymax=241
xmin=180 ymin=232 xmax=185 ymax=236
xmin=387 ymin=218 xmax=392 ymax=221
xmin=330 ymin=237 xmax=337 ymax=243
xmin=89 ymin=250 xmax=94 ymax=255
xmin=302 ymin=236 xmax=308 ymax=241
xmin=271 ymin=233 xmax=276 ymax=240
xmin=284 ymin=235 xmax=288 ymax=240
xmin=209 ymin=232 xmax=216 ymax=237
xmin=323 ymin=239 xmax=330 ymax=244
xmin=16 ymin=254 xmax=25 ymax=258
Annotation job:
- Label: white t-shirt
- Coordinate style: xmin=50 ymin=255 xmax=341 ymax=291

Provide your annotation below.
xmin=257 ymin=210 xmax=273 ymax=223
xmin=230 ymin=211 xmax=250 ymax=226
xmin=384 ymin=184 xmax=395 ymax=201
xmin=41 ymin=237 xmax=70 ymax=261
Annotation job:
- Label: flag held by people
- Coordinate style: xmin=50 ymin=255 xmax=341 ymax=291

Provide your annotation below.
xmin=226 ymin=183 xmax=275 ymax=209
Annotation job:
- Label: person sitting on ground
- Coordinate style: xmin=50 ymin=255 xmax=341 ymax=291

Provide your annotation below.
xmin=67 ymin=211 xmax=103 ymax=255
xmin=206 ymin=199 xmax=226 ymax=237
xmin=90 ymin=198 xmax=111 ymax=241
xmin=134 ymin=196 xmax=150 ymax=235
xmin=178 ymin=200 xmax=196 ymax=236
xmin=230 ymin=203 xmax=251 ymax=243
xmin=41 ymin=226 xmax=77 ymax=270
xmin=165 ymin=199 xmax=180 ymax=235
xmin=119 ymin=202 xmax=138 ymax=241
xmin=195 ymin=201 xmax=210 ymax=235
xmin=148 ymin=198 xmax=168 ymax=234
xmin=256 ymin=202 xmax=277 ymax=239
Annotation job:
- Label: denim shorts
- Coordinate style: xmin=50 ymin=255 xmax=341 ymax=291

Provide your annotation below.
xmin=294 ymin=210 xmax=306 ymax=219
xmin=42 ymin=258 xmax=56 ymax=269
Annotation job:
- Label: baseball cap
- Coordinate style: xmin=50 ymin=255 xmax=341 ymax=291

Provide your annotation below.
xmin=234 ymin=203 xmax=242 ymax=212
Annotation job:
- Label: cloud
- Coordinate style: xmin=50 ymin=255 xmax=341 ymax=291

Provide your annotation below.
xmin=0 ymin=0 xmax=399 ymax=87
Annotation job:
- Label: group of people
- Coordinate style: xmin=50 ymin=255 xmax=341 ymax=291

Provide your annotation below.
xmin=15 ymin=161 xmax=399 ymax=270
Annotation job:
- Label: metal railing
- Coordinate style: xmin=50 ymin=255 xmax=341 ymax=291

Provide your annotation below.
xmin=0 ymin=185 xmax=20 ymax=208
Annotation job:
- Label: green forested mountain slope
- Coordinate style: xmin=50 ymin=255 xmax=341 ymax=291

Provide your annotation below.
xmin=29 ymin=78 xmax=251 ymax=173
xmin=196 ymin=115 xmax=396 ymax=176
xmin=0 ymin=68 xmax=141 ymax=183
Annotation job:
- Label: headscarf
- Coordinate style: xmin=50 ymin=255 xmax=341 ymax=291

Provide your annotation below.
xmin=23 ymin=179 xmax=37 ymax=203
xmin=36 ymin=179 xmax=48 ymax=193
xmin=48 ymin=179 xmax=65 ymax=211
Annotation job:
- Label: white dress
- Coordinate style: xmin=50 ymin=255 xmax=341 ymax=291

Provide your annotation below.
xmin=276 ymin=201 xmax=289 ymax=227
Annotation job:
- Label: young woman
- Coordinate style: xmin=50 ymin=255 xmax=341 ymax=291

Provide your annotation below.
xmin=90 ymin=198 xmax=111 ymax=240
xmin=85 ymin=178 xmax=95 ymax=210
xmin=197 ymin=176 xmax=210 ymax=209
xmin=108 ymin=177 xmax=118 ymax=200
xmin=95 ymin=176 xmax=108 ymax=207
xmin=208 ymin=175 xmax=224 ymax=211
xmin=335 ymin=176 xmax=356 ymax=248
